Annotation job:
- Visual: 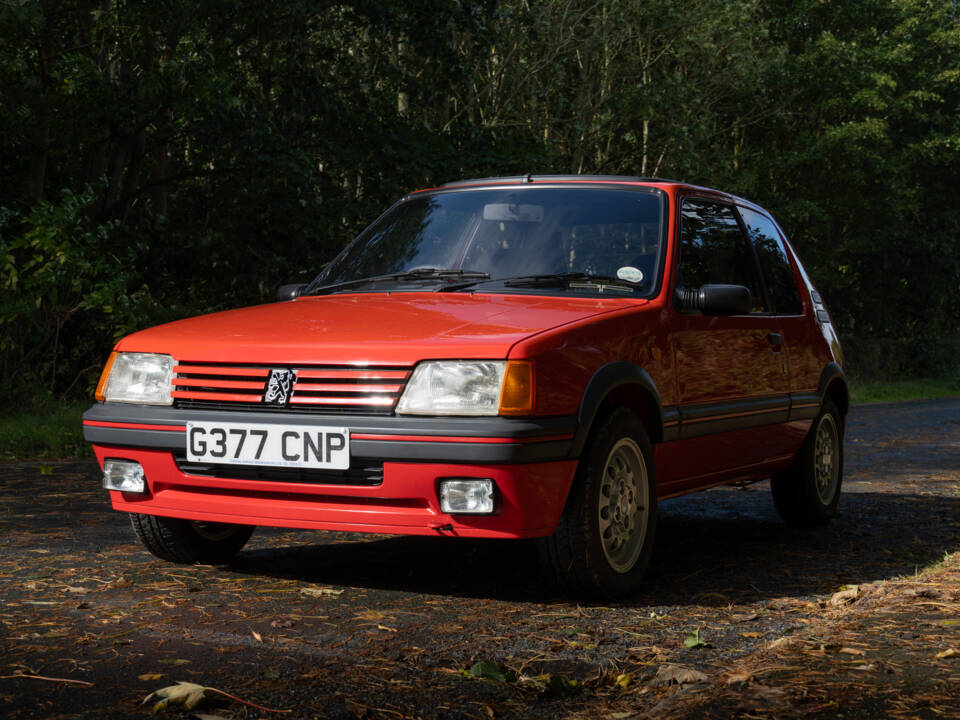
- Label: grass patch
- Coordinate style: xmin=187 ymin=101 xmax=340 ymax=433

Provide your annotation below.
xmin=0 ymin=402 xmax=91 ymax=460
xmin=850 ymin=377 xmax=960 ymax=404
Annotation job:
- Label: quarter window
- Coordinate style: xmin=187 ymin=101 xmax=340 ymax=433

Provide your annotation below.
xmin=738 ymin=207 xmax=803 ymax=315
xmin=677 ymin=198 xmax=765 ymax=312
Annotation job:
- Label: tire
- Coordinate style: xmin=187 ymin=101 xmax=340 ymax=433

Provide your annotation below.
xmin=129 ymin=513 xmax=255 ymax=564
xmin=537 ymin=408 xmax=657 ymax=599
xmin=771 ymin=399 xmax=844 ymax=525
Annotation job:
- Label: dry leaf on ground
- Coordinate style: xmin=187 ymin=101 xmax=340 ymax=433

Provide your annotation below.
xmin=829 ymin=586 xmax=861 ymax=607
xmin=649 ymin=664 xmax=708 ymax=687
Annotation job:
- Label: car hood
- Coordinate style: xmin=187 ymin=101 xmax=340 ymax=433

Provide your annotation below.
xmin=116 ymin=292 xmax=643 ymax=364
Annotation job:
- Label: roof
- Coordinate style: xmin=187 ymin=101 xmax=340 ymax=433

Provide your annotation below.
xmin=412 ymin=175 xmax=766 ymax=214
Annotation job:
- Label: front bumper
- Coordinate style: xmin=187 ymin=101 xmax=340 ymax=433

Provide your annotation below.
xmin=84 ymin=404 xmax=579 ymax=538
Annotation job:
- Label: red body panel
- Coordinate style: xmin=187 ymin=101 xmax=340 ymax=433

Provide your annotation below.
xmin=117 ymin=293 xmax=638 ymax=366
xmin=96 ymin=445 xmax=577 ymax=539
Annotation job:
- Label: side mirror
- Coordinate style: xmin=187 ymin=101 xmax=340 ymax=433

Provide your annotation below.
xmin=676 ymin=284 xmax=752 ymax=315
xmin=276 ymin=283 xmax=307 ymax=302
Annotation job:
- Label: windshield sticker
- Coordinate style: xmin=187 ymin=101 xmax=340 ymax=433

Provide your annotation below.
xmin=617 ymin=266 xmax=644 ymax=284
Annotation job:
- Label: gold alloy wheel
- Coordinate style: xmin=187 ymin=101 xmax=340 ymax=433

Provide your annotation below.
xmin=598 ymin=437 xmax=649 ymax=573
xmin=813 ymin=413 xmax=840 ymax=505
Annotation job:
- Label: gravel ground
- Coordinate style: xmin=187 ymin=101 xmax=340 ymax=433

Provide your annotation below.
xmin=1 ymin=399 xmax=958 ymax=719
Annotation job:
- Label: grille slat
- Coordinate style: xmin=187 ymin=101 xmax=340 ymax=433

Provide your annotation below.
xmin=174 ymin=453 xmax=384 ymax=486
xmin=173 ymin=378 xmax=265 ymax=390
xmin=172 ymin=361 xmax=411 ymax=415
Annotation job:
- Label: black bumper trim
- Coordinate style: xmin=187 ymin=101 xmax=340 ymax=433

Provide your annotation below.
xmin=83 ymin=404 xmax=578 ymax=465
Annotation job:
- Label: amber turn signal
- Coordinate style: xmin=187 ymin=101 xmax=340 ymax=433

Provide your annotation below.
xmin=498 ymin=361 xmax=534 ymax=416
xmin=94 ymin=352 xmax=117 ymax=402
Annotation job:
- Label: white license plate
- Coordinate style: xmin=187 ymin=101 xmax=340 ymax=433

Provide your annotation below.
xmin=186 ymin=421 xmax=350 ymax=470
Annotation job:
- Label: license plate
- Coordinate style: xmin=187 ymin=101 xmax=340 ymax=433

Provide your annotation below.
xmin=186 ymin=421 xmax=350 ymax=470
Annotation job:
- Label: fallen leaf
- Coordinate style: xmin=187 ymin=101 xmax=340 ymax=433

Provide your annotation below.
xmin=251 ymin=630 xmax=263 ymax=643
xmin=143 ymin=681 xmax=290 ymax=714
xmin=300 ymin=586 xmax=343 ymax=598
xmin=376 ymin=624 xmax=398 ymax=633
xmin=614 ymin=673 xmax=631 ymax=688
xmin=40 ymin=464 xmax=53 ymax=475
xmin=157 ymin=659 xmax=191 ymax=666
xmin=609 ymin=714 xmax=635 ymax=720
xmin=138 ymin=673 xmax=164 ymax=681
xmin=731 ymin=613 xmax=759 ymax=623
xmin=65 ymin=586 xmax=89 ymax=595
xmin=649 ymin=664 xmax=708 ymax=687
xmin=470 ymin=660 xmax=508 ymax=683
xmin=839 ymin=647 xmax=865 ymax=656
xmin=741 ymin=632 xmax=762 ymax=639
xmin=935 ymin=648 xmax=958 ymax=659
xmin=683 ymin=629 xmax=712 ymax=649
xmin=852 ymin=664 xmax=876 ymax=671
xmin=143 ymin=681 xmax=207 ymax=712
xmin=829 ymin=586 xmax=861 ymax=607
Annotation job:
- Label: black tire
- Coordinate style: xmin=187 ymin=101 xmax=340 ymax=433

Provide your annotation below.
xmin=129 ymin=513 xmax=254 ymax=564
xmin=537 ymin=408 xmax=657 ymax=599
xmin=771 ymin=399 xmax=844 ymax=525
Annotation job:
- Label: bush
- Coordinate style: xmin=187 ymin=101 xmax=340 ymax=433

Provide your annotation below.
xmin=0 ymin=187 xmax=157 ymax=404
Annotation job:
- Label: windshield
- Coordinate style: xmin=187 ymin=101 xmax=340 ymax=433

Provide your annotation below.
xmin=311 ymin=186 xmax=665 ymax=295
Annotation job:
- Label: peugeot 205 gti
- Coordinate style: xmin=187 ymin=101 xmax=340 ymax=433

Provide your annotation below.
xmin=84 ymin=175 xmax=847 ymax=598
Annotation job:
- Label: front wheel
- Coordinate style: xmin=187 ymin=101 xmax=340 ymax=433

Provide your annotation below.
xmin=537 ymin=408 xmax=657 ymax=599
xmin=129 ymin=513 xmax=255 ymax=564
xmin=771 ymin=399 xmax=844 ymax=525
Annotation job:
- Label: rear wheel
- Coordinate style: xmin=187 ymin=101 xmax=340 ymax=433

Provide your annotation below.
xmin=538 ymin=408 xmax=657 ymax=599
xmin=771 ymin=399 xmax=843 ymax=525
xmin=129 ymin=513 xmax=254 ymax=563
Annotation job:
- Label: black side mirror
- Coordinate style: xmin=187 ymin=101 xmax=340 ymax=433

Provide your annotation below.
xmin=675 ymin=284 xmax=752 ymax=315
xmin=276 ymin=283 xmax=307 ymax=302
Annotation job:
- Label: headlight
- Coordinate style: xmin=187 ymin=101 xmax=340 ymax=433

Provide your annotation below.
xmin=396 ymin=360 xmax=533 ymax=416
xmin=96 ymin=352 xmax=174 ymax=405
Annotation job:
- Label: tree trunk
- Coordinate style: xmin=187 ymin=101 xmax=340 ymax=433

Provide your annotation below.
xmin=25 ymin=107 xmax=51 ymax=206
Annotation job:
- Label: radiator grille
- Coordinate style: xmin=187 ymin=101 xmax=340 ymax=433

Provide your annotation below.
xmin=171 ymin=362 xmax=411 ymax=415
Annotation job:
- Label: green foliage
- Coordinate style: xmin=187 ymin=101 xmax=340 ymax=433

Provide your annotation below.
xmin=0 ymin=0 xmax=958 ymax=403
xmin=0 ymin=401 xmax=89 ymax=459
xmin=1 ymin=187 xmax=154 ymax=401
xmin=850 ymin=377 xmax=960 ymax=405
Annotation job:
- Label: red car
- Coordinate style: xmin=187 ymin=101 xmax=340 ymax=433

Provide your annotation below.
xmin=84 ymin=175 xmax=846 ymax=598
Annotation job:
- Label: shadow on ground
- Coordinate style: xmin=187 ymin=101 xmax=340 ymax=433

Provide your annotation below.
xmin=222 ymin=486 xmax=958 ymax=606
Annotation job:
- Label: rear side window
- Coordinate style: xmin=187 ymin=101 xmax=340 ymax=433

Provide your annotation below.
xmin=677 ymin=198 xmax=765 ymax=312
xmin=738 ymin=207 xmax=803 ymax=315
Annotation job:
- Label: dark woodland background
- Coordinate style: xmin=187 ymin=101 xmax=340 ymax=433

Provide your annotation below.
xmin=2 ymin=0 xmax=958 ymax=404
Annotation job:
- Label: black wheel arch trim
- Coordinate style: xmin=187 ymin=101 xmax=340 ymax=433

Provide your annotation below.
xmin=572 ymin=362 xmax=671 ymax=457
xmin=817 ymin=362 xmax=849 ymax=416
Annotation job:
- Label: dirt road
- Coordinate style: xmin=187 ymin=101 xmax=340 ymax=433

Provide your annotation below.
xmin=2 ymin=399 xmax=958 ymax=719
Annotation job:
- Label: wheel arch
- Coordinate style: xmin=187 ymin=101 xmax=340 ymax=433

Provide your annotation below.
xmin=571 ymin=362 xmax=665 ymax=457
xmin=818 ymin=362 xmax=849 ymax=416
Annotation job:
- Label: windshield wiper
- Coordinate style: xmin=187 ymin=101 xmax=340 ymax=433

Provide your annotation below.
xmin=501 ymin=272 xmax=644 ymax=291
xmin=308 ymin=268 xmax=490 ymax=295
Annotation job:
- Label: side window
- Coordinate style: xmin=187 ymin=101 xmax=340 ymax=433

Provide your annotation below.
xmin=738 ymin=207 xmax=803 ymax=315
xmin=678 ymin=198 xmax=765 ymax=312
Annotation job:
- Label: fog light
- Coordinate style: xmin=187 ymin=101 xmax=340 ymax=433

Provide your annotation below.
xmin=439 ymin=479 xmax=495 ymax=514
xmin=102 ymin=459 xmax=146 ymax=493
